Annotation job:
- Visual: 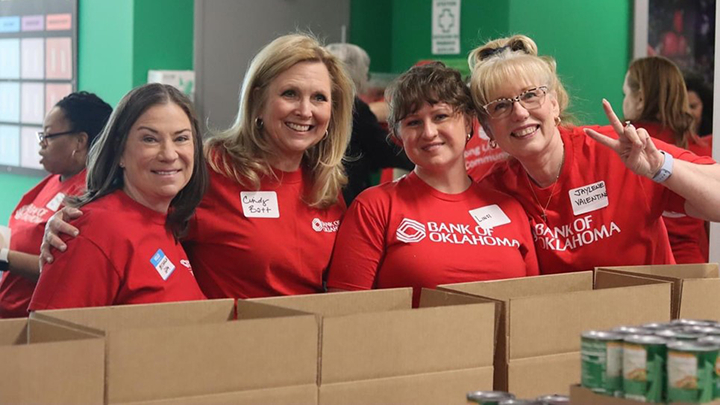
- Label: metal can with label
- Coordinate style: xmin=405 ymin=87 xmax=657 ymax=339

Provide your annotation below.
xmin=623 ymin=334 xmax=668 ymax=402
xmin=581 ymin=331 xmax=623 ymax=396
xmin=666 ymin=340 xmax=719 ymax=403
xmin=498 ymin=400 xmax=543 ymax=405
xmin=467 ymin=391 xmax=515 ymax=404
xmin=535 ymin=394 xmax=570 ymax=404
xmin=612 ymin=326 xmax=654 ymax=336
xmin=671 ymin=319 xmax=714 ymax=328
xmin=657 ymin=328 xmax=705 ymax=342
xmin=698 ymin=336 xmax=720 ymax=400
xmin=642 ymin=322 xmax=671 ymax=331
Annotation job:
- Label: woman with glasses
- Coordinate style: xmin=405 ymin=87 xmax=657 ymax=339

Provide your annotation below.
xmin=468 ymin=35 xmax=720 ymax=274
xmin=326 ymin=62 xmax=538 ymax=307
xmin=0 ymin=92 xmax=112 ymax=317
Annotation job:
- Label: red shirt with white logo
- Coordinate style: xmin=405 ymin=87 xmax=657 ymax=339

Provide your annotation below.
xmin=480 ymin=125 xmax=716 ymax=274
xmin=29 ymin=190 xmax=205 ymax=311
xmin=326 ymin=171 xmax=539 ymax=306
xmin=466 ymin=119 xmax=510 ymax=182
xmin=0 ymin=171 xmax=86 ymax=318
xmin=184 ymin=158 xmax=346 ymax=299
xmin=635 ymin=121 xmax=713 ymax=264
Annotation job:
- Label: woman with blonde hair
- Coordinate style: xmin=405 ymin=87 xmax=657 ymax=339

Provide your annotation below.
xmin=467 ymin=34 xmax=720 ymax=274
xmin=623 ymin=56 xmax=712 ymax=263
xmin=41 ymin=33 xmax=355 ymax=299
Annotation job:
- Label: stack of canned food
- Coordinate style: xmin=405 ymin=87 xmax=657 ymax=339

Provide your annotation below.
xmin=466 ymin=390 xmax=569 ymax=404
xmin=581 ymin=319 xmax=720 ymax=403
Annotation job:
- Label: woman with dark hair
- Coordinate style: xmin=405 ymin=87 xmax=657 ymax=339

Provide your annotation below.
xmin=684 ymin=72 xmax=713 ymax=137
xmin=29 ymin=84 xmax=207 ymax=310
xmin=624 ymin=56 xmax=713 ymax=263
xmin=326 ymin=62 xmax=538 ymax=306
xmin=467 ymin=35 xmax=720 ymax=274
xmin=0 ymin=92 xmax=112 ymax=318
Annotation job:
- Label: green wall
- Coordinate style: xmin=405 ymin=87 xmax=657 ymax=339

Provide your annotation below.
xmin=350 ymin=0 xmax=393 ymax=72
xmin=350 ymin=0 xmax=631 ymax=124
xmin=1 ymin=0 xmax=194 ymax=225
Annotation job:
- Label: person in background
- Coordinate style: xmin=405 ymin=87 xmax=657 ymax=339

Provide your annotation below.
xmin=623 ymin=56 xmax=713 ymax=263
xmin=29 ymin=84 xmax=207 ymax=310
xmin=468 ymin=34 xmax=720 ymax=274
xmin=683 ymin=72 xmax=713 ymax=138
xmin=326 ymin=62 xmax=538 ymax=306
xmin=0 ymin=92 xmax=112 ymax=317
xmin=326 ymin=43 xmax=413 ymax=204
xmin=39 ymin=34 xmax=355 ymax=300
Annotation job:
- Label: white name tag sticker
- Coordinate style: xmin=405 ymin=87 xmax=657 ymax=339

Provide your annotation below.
xmin=569 ymin=181 xmax=609 ymax=216
xmin=240 ymin=191 xmax=279 ymax=218
xmin=469 ymin=204 xmax=511 ymax=229
xmin=150 ymin=249 xmax=176 ymax=281
xmin=46 ymin=192 xmax=66 ymax=212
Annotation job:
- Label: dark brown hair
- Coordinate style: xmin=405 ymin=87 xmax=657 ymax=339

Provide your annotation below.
xmin=385 ymin=62 xmax=474 ymax=138
xmin=72 ymin=83 xmax=208 ymax=239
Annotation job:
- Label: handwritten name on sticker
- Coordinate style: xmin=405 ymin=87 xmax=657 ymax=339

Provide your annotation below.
xmin=46 ymin=192 xmax=66 ymax=212
xmin=468 ymin=204 xmax=511 ymax=229
xmin=240 ymin=191 xmax=279 ymax=218
xmin=569 ymin=181 xmax=609 ymax=216
xmin=150 ymin=249 xmax=176 ymax=281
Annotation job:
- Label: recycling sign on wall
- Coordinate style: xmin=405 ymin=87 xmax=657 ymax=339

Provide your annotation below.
xmin=432 ymin=0 xmax=461 ymax=55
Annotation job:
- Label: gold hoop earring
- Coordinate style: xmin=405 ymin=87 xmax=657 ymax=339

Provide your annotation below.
xmin=554 ymin=116 xmax=562 ymax=126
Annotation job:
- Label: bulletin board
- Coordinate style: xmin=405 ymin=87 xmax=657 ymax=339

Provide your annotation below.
xmin=0 ymin=0 xmax=77 ymax=176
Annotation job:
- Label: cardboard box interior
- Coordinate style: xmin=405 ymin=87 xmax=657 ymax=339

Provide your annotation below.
xmin=595 ymin=263 xmax=720 ymax=320
xmin=249 ymin=288 xmax=497 ymax=405
xmin=32 ymin=299 xmax=319 ymax=404
xmin=439 ymin=271 xmax=672 ymax=398
xmin=0 ymin=317 xmax=105 ymax=405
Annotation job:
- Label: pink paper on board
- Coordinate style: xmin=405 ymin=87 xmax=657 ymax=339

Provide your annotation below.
xmin=46 ymin=14 xmax=72 ymax=31
xmin=21 ymin=38 xmax=44 ymax=79
xmin=46 ymin=38 xmax=72 ymax=79
xmin=20 ymin=126 xmax=43 ymax=170
xmin=22 ymin=16 xmax=44 ymax=32
xmin=21 ymin=83 xmax=44 ymax=125
xmin=45 ymin=83 xmax=72 ymax=114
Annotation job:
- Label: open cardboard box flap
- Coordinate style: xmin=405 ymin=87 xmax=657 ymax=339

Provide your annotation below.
xmin=33 ymin=299 xmax=319 ymax=404
xmin=248 ymin=288 xmax=496 ymax=385
xmin=596 ymin=263 xmax=720 ymax=319
xmin=0 ymin=317 xmax=105 ymax=404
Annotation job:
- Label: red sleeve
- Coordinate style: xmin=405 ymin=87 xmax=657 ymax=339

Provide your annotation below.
xmin=651 ymin=137 xmax=717 ymax=214
xmin=326 ymin=198 xmax=387 ymax=291
xmin=29 ymin=236 xmax=122 ymax=310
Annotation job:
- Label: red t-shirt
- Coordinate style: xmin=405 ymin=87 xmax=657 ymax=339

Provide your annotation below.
xmin=0 ymin=171 xmax=86 ymax=318
xmin=29 ymin=190 xmax=205 ymax=311
xmin=466 ymin=119 xmax=510 ymax=182
xmin=635 ymin=121 xmax=713 ymax=263
xmin=326 ymin=171 xmax=539 ymax=306
xmin=481 ymin=125 xmax=716 ymax=274
xmin=184 ymin=161 xmax=346 ymax=299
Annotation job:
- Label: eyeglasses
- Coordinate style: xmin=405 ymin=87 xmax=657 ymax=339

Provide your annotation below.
xmin=482 ymin=86 xmax=548 ymax=119
xmin=36 ymin=130 xmax=76 ymax=143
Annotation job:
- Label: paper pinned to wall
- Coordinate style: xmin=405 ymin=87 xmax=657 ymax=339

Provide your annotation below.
xmin=432 ymin=0 xmax=461 ymax=55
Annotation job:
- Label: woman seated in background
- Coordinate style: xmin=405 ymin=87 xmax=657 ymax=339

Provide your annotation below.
xmin=684 ymin=71 xmax=713 ymax=138
xmin=623 ymin=56 xmax=713 ymax=263
xmin=326 ymin=62 xmax=538 ymax=306
xmin=41 ymin=33 xmax=355 ymax=300
xmin=0 ymin=92 xmax=112 ymax=318
xmin=467 ymin=34 xmax=720 ymax=274
xmin=29 ymin=84 xmax=207 ymax=310
xmin=326 ymin=42 xmax=414 ymax=204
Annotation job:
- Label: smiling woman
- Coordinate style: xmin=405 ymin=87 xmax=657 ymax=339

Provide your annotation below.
xmin=29 ymin=84 xmax=208 ymax=310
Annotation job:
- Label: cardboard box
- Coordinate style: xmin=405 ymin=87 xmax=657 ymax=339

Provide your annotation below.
xmin=570 ymin=385 xmax=720 ymax=404
xmin=32 ymin=299 xmax=319 ymax=404
xmin=439 ymin=271 xmax=672 ymax=398
xmin=0 ymin=317 xmax=105 ymax=404
xmin=249 ymin=288 xmax=497 ymax=405
xmin=595 ymin=263 xmax=720 ymax=320
xmin=116 ymin=385 xmax=317 ymax=405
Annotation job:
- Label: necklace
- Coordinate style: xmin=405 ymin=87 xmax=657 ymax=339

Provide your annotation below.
xmin=525 ymin=149 xmax=566 ymax=223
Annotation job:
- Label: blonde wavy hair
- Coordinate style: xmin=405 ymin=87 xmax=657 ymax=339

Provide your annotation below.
xmin=468 ymin=35 xmax=571 ymax=126
xmin=205 ymin=33 xmax=354 ymax=208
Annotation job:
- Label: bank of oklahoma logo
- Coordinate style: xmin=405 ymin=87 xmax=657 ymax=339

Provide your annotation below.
xmin=396 ymin=218 xmax=426 ymax=243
